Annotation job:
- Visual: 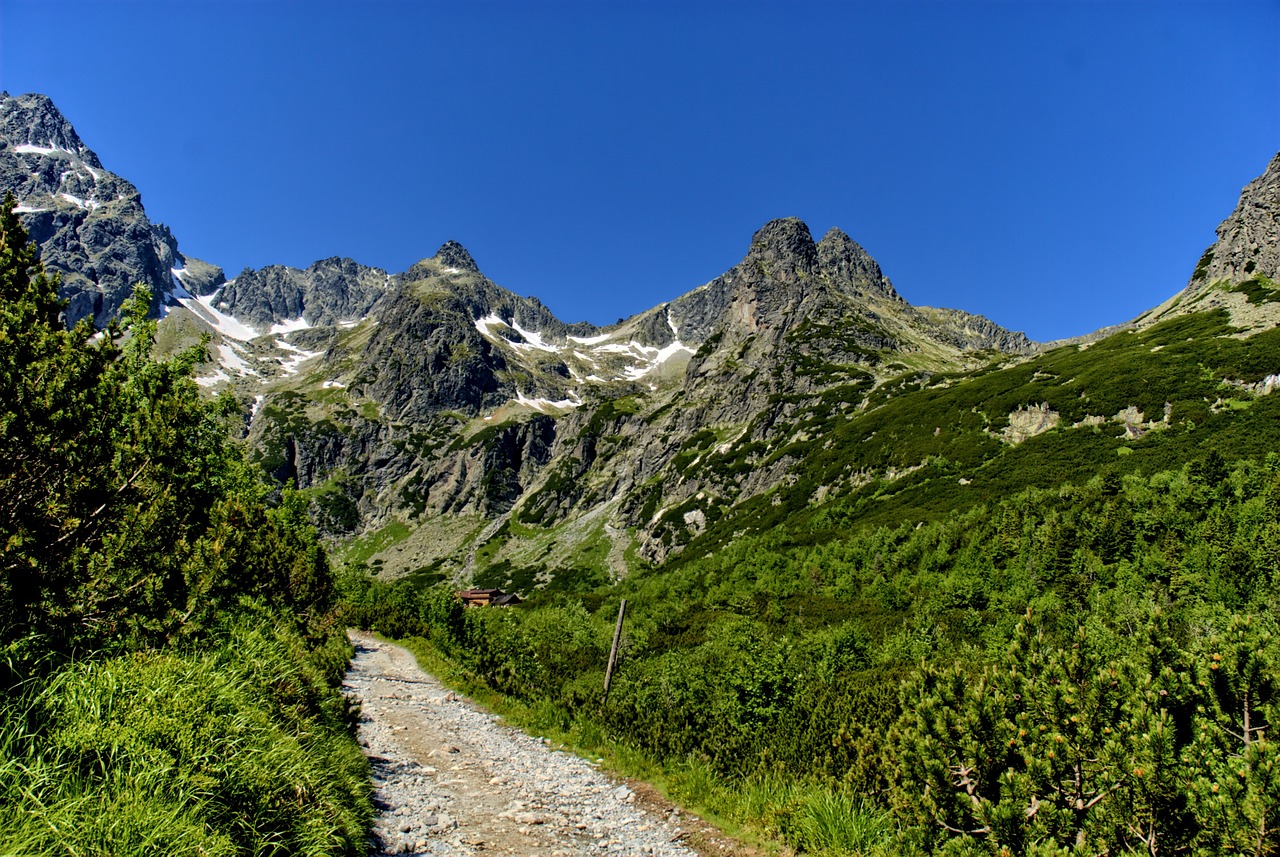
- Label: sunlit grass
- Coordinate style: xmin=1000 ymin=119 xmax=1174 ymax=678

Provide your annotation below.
xmin=0 ymin=619 xmax=371 ymax=856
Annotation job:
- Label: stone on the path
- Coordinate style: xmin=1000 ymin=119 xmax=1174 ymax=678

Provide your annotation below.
xmin=346 ymin=632 xmax=697 ymax=857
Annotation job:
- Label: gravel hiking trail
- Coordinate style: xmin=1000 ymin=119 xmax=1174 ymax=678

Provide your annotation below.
xmin=346 ymin=632 xmax=756 ymax=857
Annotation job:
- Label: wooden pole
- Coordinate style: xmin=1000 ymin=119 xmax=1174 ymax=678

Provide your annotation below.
xmin=601 ymin=598 xmax=626 ymax=708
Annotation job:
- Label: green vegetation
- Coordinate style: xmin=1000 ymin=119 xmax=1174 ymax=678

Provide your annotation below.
xmin=347 ymin=451 xmax=1280 ymax=853
xmin=1191 ymin=248 xmax=1215 ymax=282
xmin=337 ymin=518 xmax=411 ymax=567
xmin=673 ymin=306 xmax=1280 ymax=561
xmin=0 ymin=196 xmax=369 ymax=854
xmin=1231 ymin=273 xmax=1280 ymax=305
xmin=335 ymin=259 xmax=1280 ymax=851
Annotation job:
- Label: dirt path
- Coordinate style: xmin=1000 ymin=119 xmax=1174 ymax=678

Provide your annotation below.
xmin=345 ymin=632 xmax=731 ymax=857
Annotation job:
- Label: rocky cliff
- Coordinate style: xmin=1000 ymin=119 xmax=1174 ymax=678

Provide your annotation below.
xmin=1132 ymin=150 xmax=1280 ymax=334
xmin=240 ymin=214 xmax=1037 ymax=578
xmin=216 ymin=257 xmax=392 ymax=330
xmin=1193 ymin=151 xmax=1280 ymax=287
xmin=0 ymin=92 xmax=223 ymax=326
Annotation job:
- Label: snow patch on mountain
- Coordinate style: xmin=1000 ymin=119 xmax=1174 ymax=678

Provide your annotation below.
xmin=620 ymin=340 xmax=695 ymax=380
xmin=508 ymin=319 xmax=559 ymax=353
xmin=474 ymin=313 xmax=506 ymax=339
xmin=14 ymin=143 xmax=72 ymax=156
xmin=515 ymin=390 xmax=582 ymax=412
xmin=475 ymin=313 xmax=564 ymax=354
xmin=182 ymin=293 xmax=261 ymax=342
xmin=217 ymin=343 xmax=259 ymax=378
xmin=169 ymin=271 xmax=194 ymax=300
xmin=568 ymin=332 xmax=612 ymax=346
xmin=58 ymin=192 xmax=98 ymax=211
xmin=195 ymin=369 xmax=230 ymax=388
xmin=277 ymin=339 xmax=324 ymax=376
xmin=269 ymin=316 xmax=312 ymax=335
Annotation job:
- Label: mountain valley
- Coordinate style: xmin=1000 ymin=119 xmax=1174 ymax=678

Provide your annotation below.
xmin=8 ymin=88 xmax=1280 ymax=855
xmin=4 ymin=90 xmax=1279 ymax=593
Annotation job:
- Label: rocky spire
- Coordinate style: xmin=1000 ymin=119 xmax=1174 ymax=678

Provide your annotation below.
xmin=0 ymin=92 xmax=222 ymax=327
xmin=434 ymin=240 xmax=480 ymax=273
xmin=743 ymin=218 xmax=819 ymax=283
xmin=1189 ymin=150 xmax=1280 ymax=286
xmin=0 ymin=92 xmax=100 ymax=166
xmin=817 ymin=227 xmax=902 ymax=302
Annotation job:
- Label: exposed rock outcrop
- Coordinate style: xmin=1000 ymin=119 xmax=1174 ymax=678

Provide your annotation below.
xmin=1133 ymin=150 xmax=1280 ymax=333
xmin=215 ymin=257 xmax=391 ymax=330
xmin=1 ymin=91 xmax=1051 ymax=578
xmin=1192 ymin=151 xmax=1280 ymax=286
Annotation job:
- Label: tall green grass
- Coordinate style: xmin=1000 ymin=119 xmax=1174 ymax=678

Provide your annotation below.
xmin=664 ymin=759 xmax=896 ymax=856
xmin=0 ymin=617 xmax=371 ymax=857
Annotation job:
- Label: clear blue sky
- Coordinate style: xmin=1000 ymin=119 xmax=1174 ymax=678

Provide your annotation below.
xmin=2 ymin=1 xmax=1276 ymax=341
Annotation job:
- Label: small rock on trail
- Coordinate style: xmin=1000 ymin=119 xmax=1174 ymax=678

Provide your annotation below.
xmin=344 ymin=632 xmax=700 ymax=857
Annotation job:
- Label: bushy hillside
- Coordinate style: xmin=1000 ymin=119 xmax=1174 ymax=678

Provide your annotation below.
xmin=348 ymin=449 xmax=1280 ymax=853
xmin=0 ymin=197 xmax=371 ymax=855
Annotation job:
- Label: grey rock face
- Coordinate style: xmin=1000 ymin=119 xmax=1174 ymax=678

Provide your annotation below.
xmin=215 ymin=257 xmax=390 ymax=330
xmin=257 ymin=215 xmax=1036 ymax=563
xmin=818 ymin=227 xmax=902 ymax=302
xmin=919 ymin=307 xmax=1036 ymax=354
xmin=1191 ymin=150 xmax=1280 ymax=286
xmin=4 ymin=84 xmax=1029 ymax=564
xmin=354 ymin=288 xmax=510 ymax=420
xmin=0 ymin=92 xmax=223 ymax=327
xmin=433 ymin=240 xmax=479 ymax=273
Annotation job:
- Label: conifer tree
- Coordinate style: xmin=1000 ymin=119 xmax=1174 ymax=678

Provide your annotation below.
xmin=892 ymin=611 xmax=1197 ymax=853
xmin=1187 ymin=615 xmax=1280 ymax=854
xmin=0 ymin=193 xmax=335 ymax=672
xmin=0 ymin=192 xmax=119 ymax=653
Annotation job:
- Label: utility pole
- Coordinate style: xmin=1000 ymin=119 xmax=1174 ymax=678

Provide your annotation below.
xmin=601 ymin=598 xmax=626 ymax=708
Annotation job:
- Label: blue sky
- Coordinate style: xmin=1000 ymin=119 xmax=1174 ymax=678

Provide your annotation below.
xmin=1 ymin=1 xmax=1276 ymax=341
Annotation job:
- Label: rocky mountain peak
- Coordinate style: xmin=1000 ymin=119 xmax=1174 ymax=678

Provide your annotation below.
xmin=1192 ymin=150 xmax=1280 ymax=286
xmin=214 ymin=256 xmax=389 ymax=330
xmin=1 ymin=92 xmax=226 ymax=327
xmin=744 ymin=217 xmax=819 ymax=282
xmin=434 ymin=240 xmax=480 ymax=273
xmin=0 ymin=92 xmax=100 ymax=167
xmin=817 ymin=227 xmax=901 ymax=302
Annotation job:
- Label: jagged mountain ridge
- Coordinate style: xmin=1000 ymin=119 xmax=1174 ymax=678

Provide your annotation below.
xmin=0 ymin=91 xmax=1108 ymax=581
xmin=215 ymin=257 xmax=393 ymax=330
xmin=234 ymin=149 xmax=1278 ymax=581
xmin=19 ymin=92 xmax=1271 ymax=589
xmin=234 ymin=215 xmax=1038 ymax=575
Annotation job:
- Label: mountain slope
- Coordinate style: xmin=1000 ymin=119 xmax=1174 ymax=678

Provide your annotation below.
xmin=671 ymin=148 xmax=1280 ymax=565
xmin=244 ymin=216 xmax=1036 ymax=582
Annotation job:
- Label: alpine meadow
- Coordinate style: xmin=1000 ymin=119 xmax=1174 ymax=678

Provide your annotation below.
xmin=3 ymin=85 xmax=1280 ymax=856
